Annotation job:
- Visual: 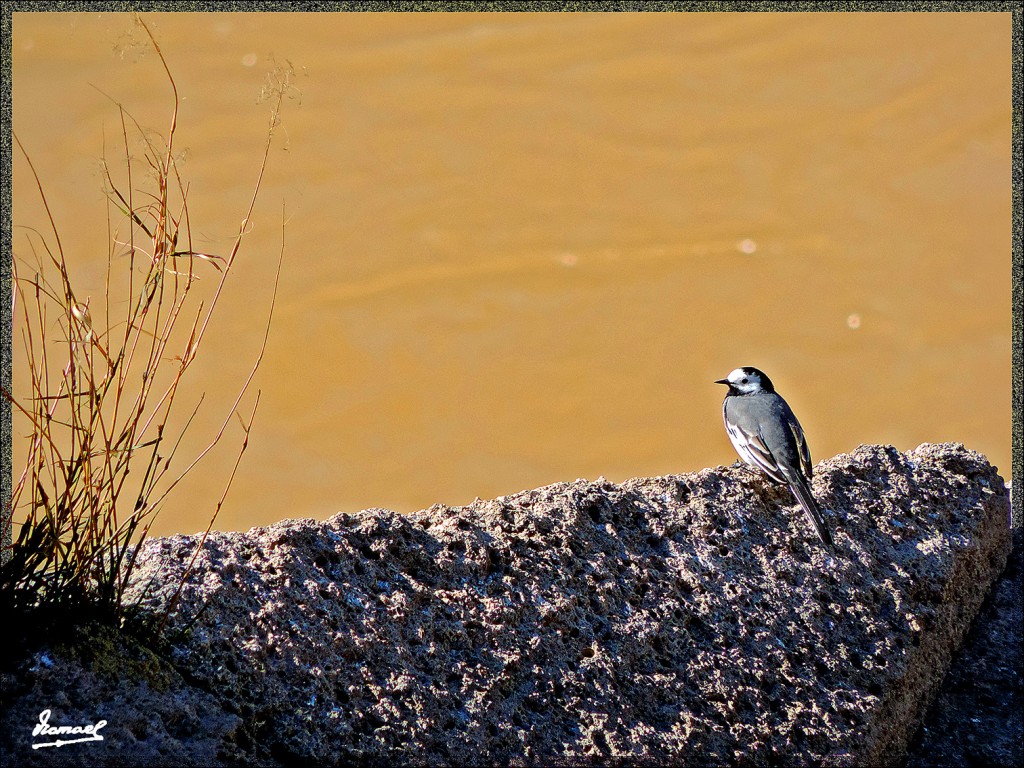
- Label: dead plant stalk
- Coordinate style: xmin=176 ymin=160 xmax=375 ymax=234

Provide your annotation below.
xmin=2 ymin=16 xmax=286 ymax=628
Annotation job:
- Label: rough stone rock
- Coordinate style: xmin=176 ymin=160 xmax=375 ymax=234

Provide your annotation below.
xmin=904 ymin=528 xmax=1022 ymax=768
xmin=0 ymin=624 xmax=257 ymax=767
xmin=0 ymin=443 xmax=1012 ymax=766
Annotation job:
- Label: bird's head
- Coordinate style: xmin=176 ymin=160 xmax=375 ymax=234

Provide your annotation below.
xmin=715 ymin=366 xmax=775 ymax=395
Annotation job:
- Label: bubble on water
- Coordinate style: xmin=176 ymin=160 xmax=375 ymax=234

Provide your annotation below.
xmin=847 ymin=313 xmax=861 ymax=329
xmin=241 ymin=53 xmax=258 ymax=67
xmin=737 ymin=239 xmax=757 ymax=254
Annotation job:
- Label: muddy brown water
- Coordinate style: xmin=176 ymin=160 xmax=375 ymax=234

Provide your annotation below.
xmin=10 ymin=12 xmax=1012 ymax=536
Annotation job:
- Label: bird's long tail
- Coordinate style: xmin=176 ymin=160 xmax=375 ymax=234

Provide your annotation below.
xmin=788 ymin=478 xmax=833 ymax=547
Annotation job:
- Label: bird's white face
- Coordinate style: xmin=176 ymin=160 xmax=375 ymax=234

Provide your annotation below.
xmin=724 ymin=367 xmax=765 ymax=394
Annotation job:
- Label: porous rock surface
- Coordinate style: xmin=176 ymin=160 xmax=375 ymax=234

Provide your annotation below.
xmin=0 ymin=623 xmax=249 ymax=767
xmin=904 ymin=525 xmax=1022 ymax=768
xmin=0 ymin=443 xmax=1012 ymax=766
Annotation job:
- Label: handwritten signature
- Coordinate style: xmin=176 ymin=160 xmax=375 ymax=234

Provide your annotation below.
xmin=32 ymin=709 xmax=106 ymax=749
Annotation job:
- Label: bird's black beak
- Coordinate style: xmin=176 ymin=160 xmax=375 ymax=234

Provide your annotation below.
xmin=714 ymin=378 xmax=729 ymax=385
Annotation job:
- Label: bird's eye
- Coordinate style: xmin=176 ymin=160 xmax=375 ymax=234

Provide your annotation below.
xmin=741 ymin=378 xmax=748 ymax=384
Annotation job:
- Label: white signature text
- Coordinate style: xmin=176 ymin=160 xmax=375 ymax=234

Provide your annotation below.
xmin=31 ymin=709 xmax=106 ymax=749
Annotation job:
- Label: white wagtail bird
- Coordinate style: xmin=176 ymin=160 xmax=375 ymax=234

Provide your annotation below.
xmin=715 ymin=366 xmax=833 ymax=546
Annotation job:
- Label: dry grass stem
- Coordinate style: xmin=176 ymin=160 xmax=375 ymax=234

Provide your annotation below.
xmin=2 ymin=15 xmax=288 ymax=631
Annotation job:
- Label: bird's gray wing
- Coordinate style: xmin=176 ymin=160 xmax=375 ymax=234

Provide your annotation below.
xmin=789 ymin=417 xmax=813 ymax=480
xmin=746 ymin=429 xmax=779 ymax=471
xmin=724 ymin=413 xmax=788 ymax=484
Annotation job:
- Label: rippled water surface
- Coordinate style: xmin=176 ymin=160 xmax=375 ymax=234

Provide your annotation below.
xmin=11 ymin=12 xmax=1012 ymax=535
